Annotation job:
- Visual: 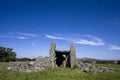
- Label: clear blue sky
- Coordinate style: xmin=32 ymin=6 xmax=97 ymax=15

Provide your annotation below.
xmin=0 ymin=0 xmax=120 ymax=60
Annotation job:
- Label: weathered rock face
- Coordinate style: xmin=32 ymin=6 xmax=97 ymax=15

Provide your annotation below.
xmin=70 ymin=43 xmax=76 ymax=68
xmin=77 ymin=61 xmax=114 ymax=73
xmin=49 ymin=42 xmax=56 ymax=68
xmin=8 ymin=57 xmax=114 ymax=73
xmin=49 ymin=42 xmax=76 ymax=68
xmin=8 ymin=56 xmax=52 ymax=72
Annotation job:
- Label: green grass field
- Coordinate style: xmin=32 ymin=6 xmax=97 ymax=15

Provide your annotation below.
xmin=0 ymin=63 xmax=120 ymax=80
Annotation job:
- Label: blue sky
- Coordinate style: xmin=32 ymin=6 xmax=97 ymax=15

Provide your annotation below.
xmin=0 ymin=0 xmax=120 ymax=60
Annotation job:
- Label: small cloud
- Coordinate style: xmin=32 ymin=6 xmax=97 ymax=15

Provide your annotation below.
xmin=45 ymin=35 xmax=64 ymax=40
xmin=18 ymin=32 xmax=38 ymax=37
xmin=0 ymin=33 xmax=8 ymax=38
xmin=32 ymin=42 xmax=36 ymax=46
xmin=31 ymin=40 xmax=39 ymax=46
xmin=45 ymin=34 xmax=105 ymax=46
xmin=8 ymin=32 xmax=14 ymax=35
xmin=86 ymin=35 xmax=102 ymax=42
xmin=109 ymin=45 xmax=120 ymax=50
xmin=0 ymin=32 xmax=30 ymax=40
xmin=9 ymin=36 xmax=28 ymax=40
xmin=16 ymin=37 xmax=27 ymax=40
xmin=31 ymin=41 xmax=37 ymax=46
xmin=0 ymin=35 xmax=7 ymax=38
xmin=1 ymin=42 xmax=15 ymax=46
xmin=74 ymin=39 xmax=104 ymax=46
xmin=75 ymin=35 xmax=104 ymax=46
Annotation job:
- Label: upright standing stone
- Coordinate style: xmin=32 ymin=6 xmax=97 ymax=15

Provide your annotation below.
xmin=49 ymin=42 xmax=56 ymax=68
xmin=49 ymin=42 xmax=76 ymax=68
xmin=70 ymin=43 xmax=76 ymax=68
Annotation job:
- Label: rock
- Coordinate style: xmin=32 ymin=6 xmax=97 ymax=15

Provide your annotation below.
xmin=8 ymin=56 xmax=52 ymax=72
xmin=77 ymin=61 xmax=114 ymax=73
xmin=7 ymin=57 xmax=115 ymax=73
xmin=28 ymin=61 xmax=34 ymax=65
xmin=7 ymin=67 xmax=11 ymax=70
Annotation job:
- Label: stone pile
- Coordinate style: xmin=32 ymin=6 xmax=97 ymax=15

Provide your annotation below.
xmin=77 ymin=62 xmax=114 ymax=73
xmin=8 ymin=56 xmax=52 ymax=72
xmin=7 ymin=56 xmax=115 ymax=73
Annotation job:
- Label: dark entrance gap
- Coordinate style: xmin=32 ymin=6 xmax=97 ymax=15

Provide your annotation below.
xmin=55 ymin=50 xmax=71 ymax=67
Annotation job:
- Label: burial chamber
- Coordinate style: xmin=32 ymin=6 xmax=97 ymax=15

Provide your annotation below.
xmin=49 ymin=42 xmax=76 ymax=68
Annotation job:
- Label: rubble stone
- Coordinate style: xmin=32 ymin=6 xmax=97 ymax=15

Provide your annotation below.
xmin=77 ymin=61 xmax=114 ymax=73
xmin=8 ymin=57 xmax=52 ymax=71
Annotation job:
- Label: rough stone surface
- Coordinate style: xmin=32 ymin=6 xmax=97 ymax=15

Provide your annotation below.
xmin=8 ymin=58 xmax=114 ymax=73
xmin=70 ymin=43 xmax=76 ymax=68
xmin=49 ymin=42 xmax=76 ymax=68
xmin=49 ymin=42 xmax=56 ymax=68
xmin=8 ymin=56 xmax=52 ymax=72
xmin=77 ymin=61 xmax=114 ymax=73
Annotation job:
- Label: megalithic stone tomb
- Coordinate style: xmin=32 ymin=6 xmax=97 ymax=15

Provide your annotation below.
xmin=49 ymin=42 xmax=76 ymax=68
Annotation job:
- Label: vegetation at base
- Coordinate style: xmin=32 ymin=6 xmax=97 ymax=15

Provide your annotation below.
xmin=0 ymin=47 xmax=16 ymax=62
xmin=16 ymin=58 xmax=35 ymax=61
xmin=0 ymin=63 xmax=120 ymax=80
xmin=0 ymin=46 xmax=35 ymax=62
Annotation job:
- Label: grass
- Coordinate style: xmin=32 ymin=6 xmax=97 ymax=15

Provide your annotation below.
xmin=0 ymin=62 xmax=120 ymax=80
